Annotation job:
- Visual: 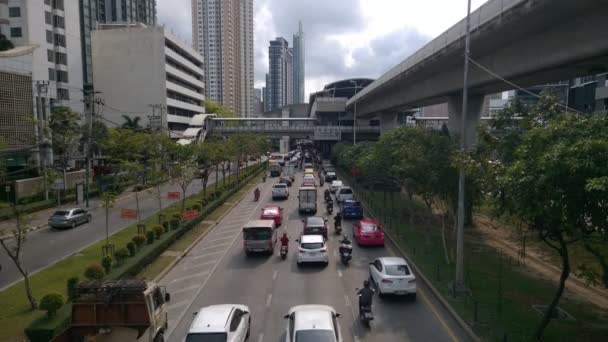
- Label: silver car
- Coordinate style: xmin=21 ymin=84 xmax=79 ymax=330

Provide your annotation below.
xmin=48 ymin=208 xmax=92 ymax=229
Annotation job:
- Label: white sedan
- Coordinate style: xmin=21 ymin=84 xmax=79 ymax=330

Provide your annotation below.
xmin=369 ymin=257 xmax=417 ymax=299
xmin=184 ymin=304 xmax=251 ymax=342
xmin=329 ymin=180 xmax=343 ymax=193
xmin=284 ymin=305 xmax=343 ymax=342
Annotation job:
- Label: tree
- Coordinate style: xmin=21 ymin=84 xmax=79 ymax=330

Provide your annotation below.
xmin=101 ymin=192 xmax=117 ymax=250
xmin=172 ymin=145 xmax=198 ymax=212
xmin=195 ymin=143 xmax=217 ymax=196
xmin=205 ymin=100 xmax=236 ymax=118
xmin=121 ymin=115 xmax=142 ymax=130
xmin=49 ymin=106 xmax=81 ymax=199
xmin=0 ymin=33 xmax=14 ymax=51
xmin=79 ymin=120 xmax=109 ymax=157
xmin=145 ymin=133 xmax=175 ymax=222
xmin=0 ymin=205 xmax=37 ymax=309
xmin=494 ymin=113 xmax=608 ymax=340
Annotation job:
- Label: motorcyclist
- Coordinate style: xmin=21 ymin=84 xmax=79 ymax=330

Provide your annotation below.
xmin=357 ymin=280 xmax=375 ymax=317
xmin=262 ymin=173 xmax=267 ymax=182
xmin=324 ymin=189 xmax=331 ymax=201
xmin=280 ymin=232 xmax=289 ymax=248
xmin=339 ymin=235 xmax=352 ymax=254
xmin=320 ymin=177 xmax=325 ymax=186
xmin=326 ymin=199 xmax=333 ymax=212
xmin=254 ymin=188 xmax=260 ymax=200
xmin=334 ymin=212 xmax=342 ymax=228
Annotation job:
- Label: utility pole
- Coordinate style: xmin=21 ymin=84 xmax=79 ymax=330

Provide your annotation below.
xmin=349 ymin=80 xmax=358 ymax=145
xmin=455 ymin=0 xmax=472 ymax=292
xmin=84 ymin=91 xmax=103 ymax=208
xmin=35 ymin=81 xmax=50 ymax=200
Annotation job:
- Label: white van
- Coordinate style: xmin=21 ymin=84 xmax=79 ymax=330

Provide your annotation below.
xmin=242 ymin=220 xmax=277 ymax=255
xmin=298 ymin=187 xmax=317 ymax=214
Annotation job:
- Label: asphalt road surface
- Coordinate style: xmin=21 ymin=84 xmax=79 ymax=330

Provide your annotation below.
xmin=161 ymin=169 xmax=470 ymax=342
xmin=0 ymin=165 xmax=254 ymax=290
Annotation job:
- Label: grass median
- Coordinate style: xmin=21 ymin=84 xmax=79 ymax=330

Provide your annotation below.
xmin=0 ymin=165 xmax=264 ymax=342
xmin=359 ymin=189 xmax=608 ymax=341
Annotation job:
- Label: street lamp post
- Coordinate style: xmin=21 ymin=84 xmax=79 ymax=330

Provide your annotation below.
xmin=349 ymin=80 xmax=359 ymax=145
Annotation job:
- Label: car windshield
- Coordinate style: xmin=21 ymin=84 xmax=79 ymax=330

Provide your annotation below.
xmin=385 ymin=264 xmax=411 ymax=276
xmin=184 ymin=332 xmax=228 ymax=342
xmin=339 ymin=188 xmax=353 ymax=194
xmin=52 ymin=211 xmax=70 ymax=216
xmin=295 ymin=329 xmax=335 ymax=342
xmin=361 ymin=224 xmax=380 ymax=232
xmin=244 ymin=228 xmax=272 ymax=240
xmin=345 ymin=201 xmax=361 ymax=207
xmin=307 ymin=217 xmax=325 ymax=226
xmin=332 ymin=182 xmax=343 ymax=186
xmin=274 ymin=184 xmax=287 ymax=189
xmin=301 ymin=242 xmax=324 ymax=249
xmin=263 ymin=208 xmax=279 ymax=215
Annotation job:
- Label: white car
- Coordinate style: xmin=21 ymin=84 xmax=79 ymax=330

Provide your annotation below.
xmin=335 ymin=186 xmax=354 ymax=203
xmin=369 ymin=257 xmax=417 ymax=299
xmin=296 ymin=234 xmax=329 ymax=266
xmin=329 ymin=180 xmax=343 ymax=193
xmin=184 ymin=304 xmax=251 ymax=342
xmin=303 ymin=174 xmax=315 ymax=182
xmin=283 ymin=305 xmax=343 ymax=342
xmin=272 ymin=183 xmax=289 ymax=200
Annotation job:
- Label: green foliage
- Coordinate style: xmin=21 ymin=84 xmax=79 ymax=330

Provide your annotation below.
xmin=145 ymin=230 xmax=155 ymax=244
xmin=152 ymin=225 xmax=163 ymax=239
xmin=205 ymin=100 xmax=236 ymax=118
xmin=49 ymin=107 xmax=81 ymax=169
xmin=0 ymin=33 xmax=14 ymax=51
xmin=83 ymin=263 xmax=104 ymax=280
xmin=170 ymin=218 xmax=181 ymax=230
xmin=114 ymin=248 xmax=129 ymax=266
xmin=39 ymin=293 xmax=64 ymax=319
xmin=121 ymin=115 xmax=142 ymax=130
xmin=132 ymin=234 xmax=146 ymax=248
xmin=161 ymin=221 xmax=169 ymax=232
xmin=192 ymin=203 xmax=202 ymax=212
xmin=126 ymin=242 xmax=136 ymax=257
xmin=101 ymin=256 xmax=112 ymax=273
xmin=66 ymin=277 xmax=79 ymax=302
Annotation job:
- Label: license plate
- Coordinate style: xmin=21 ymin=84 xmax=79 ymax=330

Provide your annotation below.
xmin=308 ymin=252 xmax=317 ymax=256
xmin=343 ymin=253 xmax=350 ymax=257
xmin=395 ymin=291 xmax=406 ymax=295
xmin=252 ymin=249 xmax=264 ymax=252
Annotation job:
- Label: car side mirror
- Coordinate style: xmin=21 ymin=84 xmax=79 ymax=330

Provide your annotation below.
xmin=283 ymin=314 xmax=290 ymax=319
xmin=243 ymin=311 xmax=249 ymax=315
xmin=193 ymin=311 xmax=198 ymax=316
xmin=164 ymin=293 xmax=171 ymax=302
xmin=336 ymin=313 xmax=342 ymax=318
xmin=369 ymin=262 xmax=374 ymax=266
xmin=295 ymin=239 xmax=299 ymax=242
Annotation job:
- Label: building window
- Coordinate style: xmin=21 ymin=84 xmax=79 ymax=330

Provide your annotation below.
xmin=55 ymin=52 xmax=67 ymax=65
xmin=46 ymin=30 xmax=53 ymax=44
xmin=48 ymin=68 xmax=55 ymax=81
xmin=10 ymin=27 xmax=22 ymax=38
xmin=52 ymin=0 xmax=64 ymax=11
xmin=47 ymin=49 xmax=55 ymax=62
xmin=56 ymin=70 xmax=69 ymax=83
xmin=57 ymin=88 xmax=70 ymax=100
xmin=45 ymin=11 xmax=52 ymax=25
xmin=9 ymin=7 xmax=21 ymax=17
xmin=54 ymin=33 xmax=66 ymax=47
xmin=53 ymin=15 xmax=65 ymax=29
xmin=44 ymin=0 xmax=51 ymax=5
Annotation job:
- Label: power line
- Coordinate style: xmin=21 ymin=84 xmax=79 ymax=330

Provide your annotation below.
xmin=467 ymin=57 xmax=584 ymax=114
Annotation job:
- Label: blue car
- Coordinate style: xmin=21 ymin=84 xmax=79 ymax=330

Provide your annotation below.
xmin=340 ymin=199 xmax=363 ymax=219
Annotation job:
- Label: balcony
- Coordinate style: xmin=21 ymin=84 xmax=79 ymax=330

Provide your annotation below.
xmin=166 ymin=98 xmax=204 ymax=114
xmin=596 ymin=86 xmax=608 ymax=100
xmin=166 ymin=81 xmax=205 ymax=103
xmin=165 ymin=64 xmax=205 ymax=90
xmin=165 ymin=47 xmax=204 ymax=76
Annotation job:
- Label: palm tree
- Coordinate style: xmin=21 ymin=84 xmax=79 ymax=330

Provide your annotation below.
xmin=121 ymin=115 xmax=142 ymax=130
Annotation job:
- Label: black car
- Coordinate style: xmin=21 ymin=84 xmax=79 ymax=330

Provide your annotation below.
xmin=279 ymin=177 xmax=293 ymax=187
xmin=324 ymin=171 xmax=337 ymax=182
xmin=302 ymin=216 xmax=328 ymax=239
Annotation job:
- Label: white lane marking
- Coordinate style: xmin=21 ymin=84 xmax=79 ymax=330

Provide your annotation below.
xmin=219 ymin=227 xmax=245 ymax=234
xmin=223 ymin=219 xmax=248 ymax=225
xmin=198 ymin=242 xmax=231 ymax=251
xmin=272 ymin=270 xmax=278 ymax=280
xmin=219 ymin=223 xmax=243 ymax=230
xmin=205 ymin=235 xmax=234 ymax=244
xmin=170 ymin=284 xmax=199 ymax=296
xmin=345 ymin=294 xmax=361 ymax=340
xmin=266 ymin=294 xmax=273 ymax=307
xmin=177 ymin=259 xmax=217 ymax=272
xmin=345 ymin=294 xmax=351 ymax=306
xmin=187 ymin=250 xmax=224 ymax=260
xmin=257 ymin=333 xmax=264 ymax=342
xmin=338 ymin=270 xmax=343 ymax=278
xmin=170 ymin=271 xmax=209 ymax=284
xmin=212 ymin=229 xmax=241 ymax=237
xmin=167 ymin=300 xmax=190 ymax=311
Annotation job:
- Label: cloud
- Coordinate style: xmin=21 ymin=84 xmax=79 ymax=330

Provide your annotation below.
xmin=157 ymin=0 xmax=192 ymax=45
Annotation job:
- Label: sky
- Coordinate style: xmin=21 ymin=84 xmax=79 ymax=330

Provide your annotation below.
xmin=157 ymin=0 xmax=488 ymax=100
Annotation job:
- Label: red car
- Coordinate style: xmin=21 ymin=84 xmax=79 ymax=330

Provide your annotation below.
xmin=302 ymin=180 xmax=315 ymax=187
xmin=353 ymin=219 xmax=385 ymax=246
xmin=260 ymin=205 xmax=283 ymax=226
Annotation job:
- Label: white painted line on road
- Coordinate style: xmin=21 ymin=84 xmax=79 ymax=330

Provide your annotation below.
xmin=212 ymin=229 xmax=241 ymax=237
xmin=257 ymin=333 xmax=264 ymax=342
xmin=177 ymin=259 xmax=217 ymax=272
xmin=167 ymin=299 xmax=190 ymax=311
xmin=272 ymin=270 xmax=278 ymax=280
xmin=266 ymin=293 xmax=273 ymax=307
xmin=223 ymin=219 xmax=247 ymax=225
xmin=338 ymin=270 xmax=343 ymax=278
xmin=170 ymin=284 xmax=200 ymax=297
xmin=345 ymin=294 xmax=361 ymax=340
xmin=344 ymin=294 xmax=350 ymax=306
xmin=205 ymin=235 xmax=234 ymax=244
xmin=187 ymin=250 xmax=224 ymax=260
xmin=220 ymin=227 xmax=245 ymax=234
xmin=198 ymin=242 xmax=231 ymax=252
xmin=170 ymin=271 xmax=209 ymax=284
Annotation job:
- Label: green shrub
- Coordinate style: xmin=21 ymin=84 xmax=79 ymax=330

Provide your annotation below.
xmin=146 ymin=230 xmax=155 ymax=244
xmin=66 ymin=277 xmax=79 ymax=301
xmin=132 ymin=234 xmax=146 ymax=248
xmin=126 ymin=242 xmax=136 ymax=256
xmin=171 ymin=213 xmax=181 ymax=221
xmin=162 ymin=220 xmax=169 ymax=232
xmin=169 ymin=218 xmax=181 ymax=230
xmin=84 ymin=263 xmax=104 ymax=280
xmin=192 ymin=203 xmax=202 ymax=212
xmin=114 ymin=248 xmax=129 ymax=265
xmin=152 ymin=225 xmax=163 ymax=239
xmin=101 ymin=256 xmax=113 ymax=273
xmin=39 ymin=293 xmax=64 ymax=319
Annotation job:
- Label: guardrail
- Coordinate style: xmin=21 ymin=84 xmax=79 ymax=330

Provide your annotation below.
xmin=210 ymin=125 xmax=382 ymax=133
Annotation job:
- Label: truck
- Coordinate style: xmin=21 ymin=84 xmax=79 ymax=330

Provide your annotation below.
xmin=270 ymin=162 xmax=282 ymax=177
xmin=298 ymin=186 xmax=317 ymax=214
xmin=53 ymin=279 xmax=171 ymax=342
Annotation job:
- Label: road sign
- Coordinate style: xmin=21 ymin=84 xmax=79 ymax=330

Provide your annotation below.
xmin=120 ymin=208 xmax=138 ymax=219
xmin=53 ymin=179 xmax=65 ymax=190
xmin=313 ymin=127 xmax=341 ymax=141
xmin=167 ymin=191 xmax=180 ymax=199
xmin=181 ymin=210 xmax=199 ymax=220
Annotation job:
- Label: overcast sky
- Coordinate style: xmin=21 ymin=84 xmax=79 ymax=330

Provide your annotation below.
xmin=158 ymin=0 xmax=488 ymax=100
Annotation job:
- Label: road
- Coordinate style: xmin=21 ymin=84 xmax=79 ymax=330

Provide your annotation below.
xmin=160 ymin=169 xmax=471 ymax=342
xmin=0 ymin=165 xmax=254 ymax=290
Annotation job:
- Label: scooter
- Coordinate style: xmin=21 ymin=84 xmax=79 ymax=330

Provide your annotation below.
xmin=254 ymin=190 xmax=260 ymax=202
xmin=359 ymin=303 xmax=374 ymax=327
xmin=339 ymin=242 xmax=352 ymax=265
xmin=334 ymin=221 xmax=342 ymax=235
xmin=280 ymin=245 xmax=288 ymax=260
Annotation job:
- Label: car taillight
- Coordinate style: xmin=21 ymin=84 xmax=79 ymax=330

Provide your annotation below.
xmin=298 ymin=247 xmax=305 ymax=253
xmin=268 ymin=240 xmax=273 ymax=248
xmin=408 ymin=279 xmax=416 ymax=284
xmin=381 ymin=279 xmax=393 ymax=284
xmin=320 ymin=247 xmax=327 ymax=253
xmin=243 ymin=240 xmax=247 ymax=247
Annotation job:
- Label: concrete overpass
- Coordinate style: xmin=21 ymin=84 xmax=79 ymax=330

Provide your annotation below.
xmin=346 ymin=0 xmax=608 ymax=145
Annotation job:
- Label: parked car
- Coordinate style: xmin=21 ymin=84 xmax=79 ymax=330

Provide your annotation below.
xmin=48 ymin=208 xmax=92 ymax=229
xmin=185 ymin=304 xmax=251 ymax=342
xmin=302 ymin=216 xmax=328 ymax=239
xmin=296 ymin=235 xmax=329 ymax=266
xmin=283 ymin=305 xmax=342 ymax=342
xmin=340 ymin=199 xmax=363 ymax=219
xmin=324 ymin=171 xmax=337 ymax=182
xmin=335 ymin=186 xmax=354 ymax=203
xmin=353 ymin=219 xmax=384 ymax=246
xmin=369 ymin=257 xmax=417 ymax=299
xmin=329 ymin=180 xmax=343 ymax=193
xmin=272 ymin=183 xmax=289 ymax=200
xmin=279 ymin=177 xmax=293 ymax=187
xmin=260 ymin=205 xmax=283 ymax=226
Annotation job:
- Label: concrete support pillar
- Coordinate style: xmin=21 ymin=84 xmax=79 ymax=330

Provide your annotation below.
xmin=447 ymin=94 xmax=484 ymax=148
xmin=280 ymin=136 xmax=289 ymax=154
xmin=380 ymin=111 xmax=399 ymax=132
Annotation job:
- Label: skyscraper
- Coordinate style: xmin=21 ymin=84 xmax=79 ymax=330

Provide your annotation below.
xmin=266 ymin=37 xmax=293 ymax=111
xmin=193 ymin=0 xmax=254 ymax=117
xmin=292 ymin=21 xmax=305 ymax=104
xmin=80 ymin=0 xmax=157 ymax=87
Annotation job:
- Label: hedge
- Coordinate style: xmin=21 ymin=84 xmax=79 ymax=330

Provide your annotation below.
xmin=24 ymin=162 xmax=266 ymax=342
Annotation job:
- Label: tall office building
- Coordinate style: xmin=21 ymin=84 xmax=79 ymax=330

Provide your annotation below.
xmin=292 ymin=21 xmax=305 ymax=104
xmin=79 ymin=0 xmax=157 ymax=87
xmin=192 ymin=0 xmax=254 ymax=117
xmin=266 ymin=37 xmax=293 ymax=111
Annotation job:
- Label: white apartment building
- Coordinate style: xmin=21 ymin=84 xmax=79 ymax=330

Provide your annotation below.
xmin=91 ymin=24 xmax=205 ymax=138
xmin=0 ymin=0 xmax=84 ymax=114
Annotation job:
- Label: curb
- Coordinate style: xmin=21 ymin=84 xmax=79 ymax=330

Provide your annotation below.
xmin=337 ymin=171 xmax=480 ymax=342
xmin=153 ymin=172 xmax=262 ymax=283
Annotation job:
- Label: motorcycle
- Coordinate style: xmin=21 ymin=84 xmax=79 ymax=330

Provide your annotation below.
xmin=327 ymin=201 xmax=333 ymax=215
xmin=334 ymin=221 xmax=342 ymax=235
xmin=262 ymin=175 xmax=267 ymax=182
xmin=254 ymin=189 xmax=260 ymax=202
xmin=339 ymin=242 xmax=352 ymax=265
xmin=359 ymin=302 xmax=374 ymax=327
xmin=324 ymin=190 xmax=331 ymax=202
xmin=280 ymin=245 xmax=288 ymax=260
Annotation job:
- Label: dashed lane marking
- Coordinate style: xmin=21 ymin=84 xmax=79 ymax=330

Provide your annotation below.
xmin=266 ymin=294 xmax=273 ymax=307
xmin=338 ymin=270 xmax=343 ymax=278
xmin=211 ymin=229 xmax=241 ymax=237
xmin=169 ymin=284 xmax=200 ymax=297
xmin=176 ymin=259 xmax=217 ymax=272
xmin=257 ymin=333 xmax=264 ymax=342
xmin=187 ymin=250 xmax=224 ymax=260
xmin=170 ymin=271 xmax=209 ymax=284
xmin=167 ymin=300 xmax=190 ymax=311
xmin=205 ymin=235 xmax=235 ymax=244
xmin=272 ymin=270 xmax=278 ymax=280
